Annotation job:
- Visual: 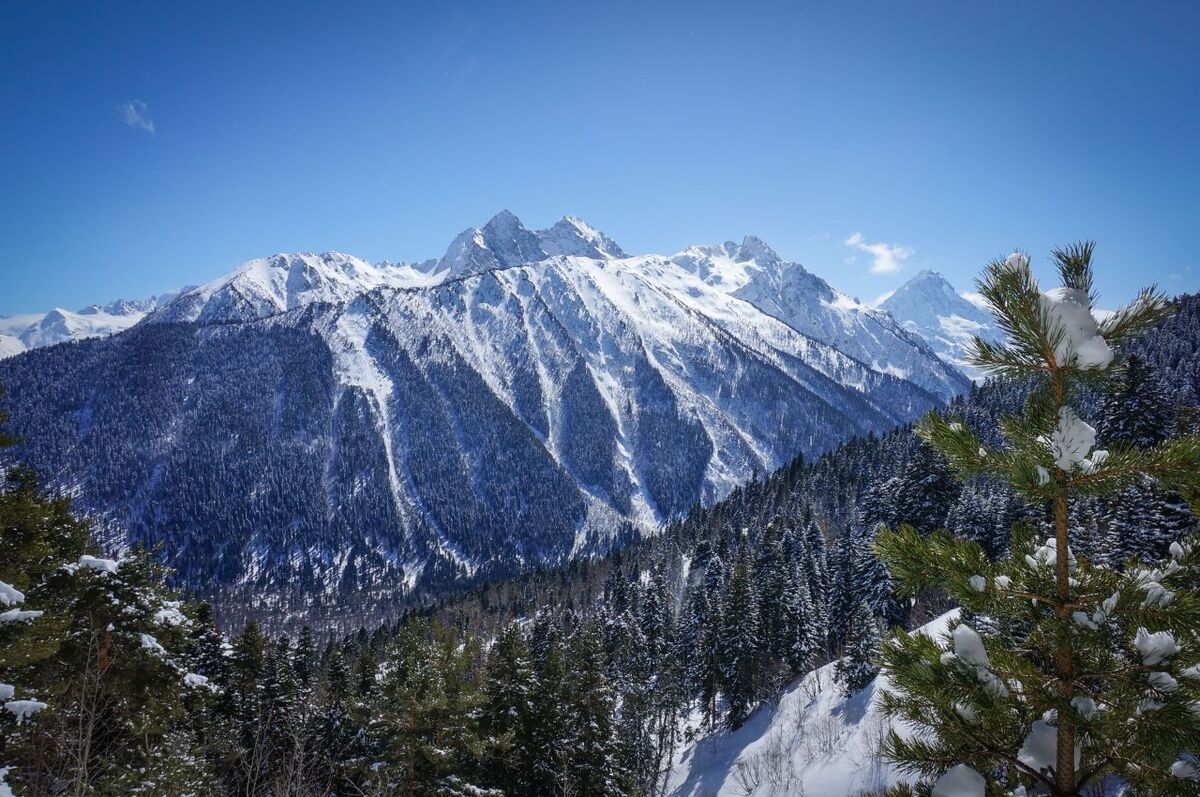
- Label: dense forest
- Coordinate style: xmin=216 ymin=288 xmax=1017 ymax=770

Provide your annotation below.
xmin=1 ymin=294 xmax=1198 ymax=796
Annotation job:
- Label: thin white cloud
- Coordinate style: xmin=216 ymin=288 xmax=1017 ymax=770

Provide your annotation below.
xmin=844 ymin=232 xmax=913 ymax=275
xmin=119 ymin=100 xmax=155 ymax=133
xmin=872 ymin=290 xmax=895 ymax=307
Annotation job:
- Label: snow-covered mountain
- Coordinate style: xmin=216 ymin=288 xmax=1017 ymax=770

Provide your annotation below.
xmin=667 ymin=611 xmax=958 ymax=797
xmin=0 ymin=293 xmax=179 ymax=358
xmin=880 ymin=269 xmax=1002 ymax=381
xmin=671 ymin=241 xmax=969 ymax=399
xmin=0 ymin=212 xmax=969 ymax=617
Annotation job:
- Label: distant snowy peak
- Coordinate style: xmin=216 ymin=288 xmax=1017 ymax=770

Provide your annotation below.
xmin=537 ymin=215 xmax=627 ymax=259
xmin=671 ymin=239 xmax=970 ymax=399
xmin=0 ymin=291 xmax=180 ymax=358
xmin=880 ymin=269 xmax=1002 ymax=382
xmin=439 ymin=210 xmax=549 ymax=278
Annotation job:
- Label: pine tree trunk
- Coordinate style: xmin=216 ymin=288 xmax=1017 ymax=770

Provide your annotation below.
xmin=1051 ymin=369 xmax=1078 ymax=796
xmin=1054 ymin=491 xmax=1077 ymax=795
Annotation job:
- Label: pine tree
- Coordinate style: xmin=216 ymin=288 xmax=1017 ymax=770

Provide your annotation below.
xmin=483 ymin=622 xmax=534 ymax=795
xmin=782 ymin=558 xmax=820 ymax=675
xmin=876 ymin=245 xmax=1200 ymax=796
xmin=566 ymin=619 xmax=622 ymax=796
xmin=718 ymin=542 xmax=760 ymax=728
xmin=836 ymin=598 xmax=882 ymax=693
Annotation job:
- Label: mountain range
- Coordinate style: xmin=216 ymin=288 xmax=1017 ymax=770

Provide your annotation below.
xmin=0 ymin=212 xmax=978 ymax=620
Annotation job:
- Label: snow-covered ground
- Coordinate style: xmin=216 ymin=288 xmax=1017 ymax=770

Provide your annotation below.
xmin=667 ymin=611 xmax=958 ymax=797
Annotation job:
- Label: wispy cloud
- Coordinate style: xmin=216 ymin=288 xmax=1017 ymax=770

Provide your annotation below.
xmin=844 ymin=232 xmax=912 ymax=275
xmin=119 ymin=100 xmax=155 ymax=133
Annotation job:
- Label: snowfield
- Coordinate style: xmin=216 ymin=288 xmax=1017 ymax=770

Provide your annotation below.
xmin=667 ymin=611 xmax=958 ymax=797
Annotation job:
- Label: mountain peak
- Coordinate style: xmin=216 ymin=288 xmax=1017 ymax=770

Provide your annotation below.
xmin=735 ymin=235 xmax=780 ymax=266
xmin=481 ymin=209 xmax=523 ymax=233
xmin=537 ymin=215 xmax=626 ymax=259
xmin=440 ymin=210 xmax=547 ymax=277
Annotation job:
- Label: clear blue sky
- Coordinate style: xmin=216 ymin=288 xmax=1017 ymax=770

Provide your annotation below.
xmin=2 ymin=1 xmax=1197 ymax=315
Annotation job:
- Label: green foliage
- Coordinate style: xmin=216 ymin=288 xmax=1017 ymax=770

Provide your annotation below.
xmin=876 ymin=245 xmax=1200 ymax=796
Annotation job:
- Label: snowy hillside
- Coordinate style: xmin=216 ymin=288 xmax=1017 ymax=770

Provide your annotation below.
xmin=880 ymin=270 xmax=1002 ymax=381
xmin=0 ymin=293 xmax=179 ymax=358
xmin=668 ymin=611 xmax=959 ymax=797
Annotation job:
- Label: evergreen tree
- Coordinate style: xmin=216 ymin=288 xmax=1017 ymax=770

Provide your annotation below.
xmin=566 ymin=619 xmax=622 ymax=796
xmin=836 ymin=598 xmax=882 ymax=693
xmin=717 ymin=543 xmax=760 ymax=728
xmin=877 ymin=245 xmax=1200 ymax=796
xmin=482 ymin=622 xmax=534 ymax=795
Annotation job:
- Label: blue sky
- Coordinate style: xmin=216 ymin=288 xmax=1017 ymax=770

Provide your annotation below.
xmin=2 ymin=1 xmax=1197 ymax=315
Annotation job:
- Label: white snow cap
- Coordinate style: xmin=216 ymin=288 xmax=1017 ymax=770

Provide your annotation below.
xmin=953 ymin=625 xmax=989 ymax=666
xmin=1133 ymin=628 xmax=1180 ymax=666
xmin=140 ymin=633 xmax=166 ymax=655
xmin=154 ymin=601 xmax=189 ymax=627
xmin=0 ymin=580 xmax=24 ymax=607
xmin=4 ymin=700 xmax=48 ymax=725
xmin=1045 ymin=407 xmax=1098 ymax=472
xmin=0 ymin=684 xmax=13 ymax=701
xmin=1026 ymin=537 xmax=1075 ymax=572
xmin=1005 ymin=252 xmax=1031 ymax=270
xmin=76 ymin=555 xmax=120 ymax=573
xmin=1172 ymin=759 xmax=1200 ymax=779
xmin=1019 ymin=720 xmax=1080 ymax=775
xmin=1039 ymin=286 xmax=1113 ymax=369
xmin=932 ymin=764 xmax=986 ymax=797
xmin=968 ymin=575 xmax=987 ymax=593
xmin=0 ymin=609 xmax=43 ymax=624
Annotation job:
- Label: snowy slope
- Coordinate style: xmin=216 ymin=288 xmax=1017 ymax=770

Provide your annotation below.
xmin=667 ymin=611 xmax=959 ymax=797
xmin=672 ymin=241 xmax=971 ymax=399
xmin=0 ymin=293 xmax=179 ymax=359
xmin=880 ymin=270 xmax=1002 ymax=382
xmin=149 ymin=252 xmax=442 ymax=324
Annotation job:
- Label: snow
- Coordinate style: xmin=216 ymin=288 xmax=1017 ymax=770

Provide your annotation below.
xmin=1044 ymin=407 xmax=1098 ymax=472
xmin=4 ymin=700 xmax=48 ymax=725
xmin=1039 ymin=286 xmax=1113 ymax=369
xmin=1133 ymin=628 xmax=1179 ymax=666
xmin=0 ymin=296 xmax=169 ymax=358
xmin=0 ymin=609 xmax=43 ymax=624
xmin=0 ymin=580 xmax=24 ymax=606
xmin=931 ymin=764 xmax=985 ymax=797
xmin=1006 ymin=252 xmax=1031 ymax=270
xmin=1026 ymin=538 xmax=1074 ymax=572
xmin=1018 ymin=719 xmax=1079 ymax=776
xmin=76 ymin=554 xmax=120 ymax=573
xmin=184 ymin=673 xmax=218 ymax=692
xmin=1071 ymin=696 xmax=1097 ymax=720
xmin=952 ymin=625 xmax=988 ymax=666
xmin=140 ymin=633 xmax=166 ymax=655
xmin=1147 ymin=671 xmax=1179 ymax=692
xmin=880 ymin=270 xmax=1003 ymax=383
xmin=968 ymin=575 xmax=986 ymax=592
xmin=949 ymin=624 xmax=1009 ymax=698
xmin=0 ymin=766 xmax=12 ymax=797
xmin=666 ymin=611 xmax=959 ymax=797
xmin=0 ymin=684 xmax=13 ymax=700
xmin=1172 ymin=759 xmax=1200 ymax=779
xmin=153 ymin=601 xmax=189 ymax=627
